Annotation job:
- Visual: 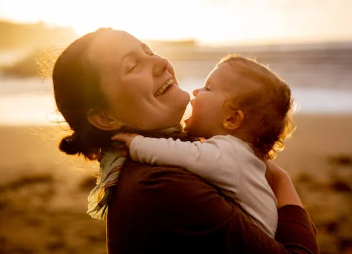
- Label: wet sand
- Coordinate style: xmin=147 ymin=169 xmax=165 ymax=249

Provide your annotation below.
xmin=0 ymin=114 xmax=352 ymax=254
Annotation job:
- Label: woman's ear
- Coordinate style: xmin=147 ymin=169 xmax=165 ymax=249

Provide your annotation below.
xmin=222 ymin=110 xmax=244 ymax=130
xmin=86 ymin=109 xmax=123 ymax=131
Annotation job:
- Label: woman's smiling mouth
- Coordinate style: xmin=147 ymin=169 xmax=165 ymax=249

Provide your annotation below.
xmin=155 ymin=78 xmax=176 ymax=97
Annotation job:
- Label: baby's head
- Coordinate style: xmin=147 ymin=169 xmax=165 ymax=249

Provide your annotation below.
xmin=186 ymin=54 xmax=295 ymax=160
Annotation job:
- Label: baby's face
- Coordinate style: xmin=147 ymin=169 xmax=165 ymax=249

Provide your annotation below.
xmin=184 ymin=63 xmax=244 ymax=138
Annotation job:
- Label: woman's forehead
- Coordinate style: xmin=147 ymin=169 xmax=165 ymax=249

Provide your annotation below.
xmin=92 ymin=31 xmax=141 ymax=54
xmin=87 ymin=30 xmax=142 ymax=71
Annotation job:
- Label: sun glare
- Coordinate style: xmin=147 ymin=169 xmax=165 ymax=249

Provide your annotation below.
xmin=1 ymin=0 xmax=352 ymax=45
xmin=47 ymin=0 xmax=204 ymax=42
xmin=48 ymin=0 xmax=286 ymax=45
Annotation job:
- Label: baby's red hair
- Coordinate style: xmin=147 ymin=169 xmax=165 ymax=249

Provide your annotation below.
xmin=219 ymin=54 xmax=295 ymax=160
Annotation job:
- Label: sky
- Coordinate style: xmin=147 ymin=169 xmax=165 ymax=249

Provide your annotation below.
xmin=0 ymin=0 xmax=351 ymax=45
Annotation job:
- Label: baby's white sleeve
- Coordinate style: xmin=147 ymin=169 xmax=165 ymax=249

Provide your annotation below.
xmin=129 ymin=136 xmax=205 ymax=166
xmin=129 ymin=136 xmax=239 ymax=191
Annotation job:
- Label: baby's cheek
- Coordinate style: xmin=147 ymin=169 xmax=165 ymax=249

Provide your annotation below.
xmin=193 ymin=99 xmax=205 ymax=112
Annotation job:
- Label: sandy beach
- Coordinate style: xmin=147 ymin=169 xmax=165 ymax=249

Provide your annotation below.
xmin=0 ymin=114 xmax=352 ymax=254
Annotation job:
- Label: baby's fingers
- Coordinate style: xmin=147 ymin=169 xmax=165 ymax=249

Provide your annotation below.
xmin=111 ymin=133 xmax=138 ymax=147
xmin=112 ymin=133 xmax=134 ymax=141
xmin=111 ymin=133 xmax=125 ymax=141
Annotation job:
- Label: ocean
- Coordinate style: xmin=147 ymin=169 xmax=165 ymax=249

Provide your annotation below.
xmin=0 ymin=75 xmax=352 ymax=126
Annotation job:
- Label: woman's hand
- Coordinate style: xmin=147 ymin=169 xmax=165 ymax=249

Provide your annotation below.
xmin=265 ymin=160 xmax=303 ymax=208
xmin=265 ymin=160 xmax=287 ymax=191
xmin=111 ymin=133 xmax=139 ymax=148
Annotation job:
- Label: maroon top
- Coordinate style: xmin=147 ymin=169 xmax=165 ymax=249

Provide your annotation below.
xmin=107 ymin=159 xmax=318 ymax=254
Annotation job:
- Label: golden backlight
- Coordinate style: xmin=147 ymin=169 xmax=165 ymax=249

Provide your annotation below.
xmin=1 ymin=0 xmax=351 ymax=44
xmin=1 ymin=1 xmax=352 ymax=254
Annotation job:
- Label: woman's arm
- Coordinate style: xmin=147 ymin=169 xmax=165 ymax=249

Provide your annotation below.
xmin=264 ymin=160 xmax=318 ymax=252
xmin=265 ymin=160 xmax=303 ymax=208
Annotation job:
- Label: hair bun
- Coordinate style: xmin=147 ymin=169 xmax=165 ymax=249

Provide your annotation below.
xmin=59 ymin=133 xmax=80 ymax=155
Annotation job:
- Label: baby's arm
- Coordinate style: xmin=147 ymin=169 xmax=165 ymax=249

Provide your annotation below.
xmin=112 ymin=133 xmax=238 ymax=190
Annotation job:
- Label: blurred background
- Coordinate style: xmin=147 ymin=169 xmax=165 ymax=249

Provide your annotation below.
xmin=0 ymin=0 xmax=351 ymax=253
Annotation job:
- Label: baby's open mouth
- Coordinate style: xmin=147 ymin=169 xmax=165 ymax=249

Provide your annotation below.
xmin=155 ymin=78 xmax=175 ymax=97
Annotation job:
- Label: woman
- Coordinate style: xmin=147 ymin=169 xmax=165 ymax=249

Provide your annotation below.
xmin=52 ymin=28 xmax=318 ymax=253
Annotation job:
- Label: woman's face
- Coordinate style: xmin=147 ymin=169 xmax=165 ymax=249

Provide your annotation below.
xmin=87 ymin=30 xmax=190 ymax=131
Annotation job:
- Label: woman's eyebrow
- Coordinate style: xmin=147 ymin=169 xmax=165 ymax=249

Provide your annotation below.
xmin=121 ymin=51 xmax=135 ymax=64
xmin=121 ymin=43 xmax=145 ymax=66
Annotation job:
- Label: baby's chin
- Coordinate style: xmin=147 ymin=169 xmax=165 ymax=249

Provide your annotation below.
xmin=183 ymin=117 xmax=206 ymax=138
xmin=184 ymin=124 xmax=199 ymax=137
xmin=183 ymin=117 xmax=192 ymax=132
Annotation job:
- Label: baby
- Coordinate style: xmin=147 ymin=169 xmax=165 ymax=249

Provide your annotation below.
xmin=113 ymin=54 xmax=295 ymax=238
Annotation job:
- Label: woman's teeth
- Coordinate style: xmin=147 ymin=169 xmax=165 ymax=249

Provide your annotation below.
xmin=155 ymin=78 xmax=175 ymax=96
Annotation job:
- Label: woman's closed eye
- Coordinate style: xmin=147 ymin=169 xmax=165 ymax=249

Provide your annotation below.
xmin=126 ymin=61 xmax=138 ymax=73
xmin=143 ymin=44 xmax=155 ymax=56
xmin=129 ymin=65 xmax=137 ymax=72
xmin=125 ymin=46 xmax=155 ymax=73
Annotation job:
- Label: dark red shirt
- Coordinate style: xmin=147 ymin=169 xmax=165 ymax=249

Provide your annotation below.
xmin=107 ymin=159 xmax=318 ymax=254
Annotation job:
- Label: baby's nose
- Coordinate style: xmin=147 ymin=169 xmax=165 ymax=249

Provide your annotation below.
xmin=192 ymin=88 xmax=200 ymax=97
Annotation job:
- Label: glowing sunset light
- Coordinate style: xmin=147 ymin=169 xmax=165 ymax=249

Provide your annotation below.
xmin=0 ymin=0 xmax=351 ymax=45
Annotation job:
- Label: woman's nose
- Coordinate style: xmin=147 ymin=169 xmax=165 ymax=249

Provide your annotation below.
xmin=153 ymin=56 xmax=169 ymax=76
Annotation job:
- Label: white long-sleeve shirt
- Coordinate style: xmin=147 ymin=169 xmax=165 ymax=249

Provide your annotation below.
xmin=129 ymin=134 xmax=278 ymax=238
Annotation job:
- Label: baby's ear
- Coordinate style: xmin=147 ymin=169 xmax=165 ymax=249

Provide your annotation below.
xmin=222 ymin=110 xmax=244 ymax=130
xmin=86 ymin=109 xmax=123 ymax=131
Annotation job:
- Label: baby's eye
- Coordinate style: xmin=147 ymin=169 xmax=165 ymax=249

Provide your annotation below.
xmin=205 ymin=86 xmax=211 ymax=91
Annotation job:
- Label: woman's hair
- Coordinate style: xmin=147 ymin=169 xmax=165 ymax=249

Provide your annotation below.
xmin=53 ymin=28 xmax=114 ymax=160
xmin=219 ymin=54 xmax=295 ymax=160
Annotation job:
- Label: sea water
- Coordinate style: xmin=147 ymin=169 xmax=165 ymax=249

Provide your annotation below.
xmin=0 ymin=75 xmax=351 ymax=126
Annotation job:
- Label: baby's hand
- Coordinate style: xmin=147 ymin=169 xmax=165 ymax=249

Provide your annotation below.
xmin=111 ymin=133 xmax=139 ymax=148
